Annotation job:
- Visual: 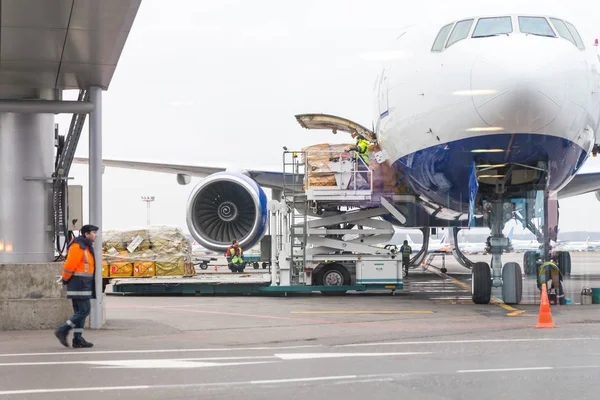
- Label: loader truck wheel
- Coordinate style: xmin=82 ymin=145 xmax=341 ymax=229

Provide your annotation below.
xmin=317 ymin=263 xmax=350 ymax=296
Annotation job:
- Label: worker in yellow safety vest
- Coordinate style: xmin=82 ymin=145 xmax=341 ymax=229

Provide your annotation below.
xmin=226 ymin=240 xmax=245 ymax=273
xmin=346 ymin=135 xmax=370 ymax=189
xmin=538 ymin=259 xmax=565 ymax=305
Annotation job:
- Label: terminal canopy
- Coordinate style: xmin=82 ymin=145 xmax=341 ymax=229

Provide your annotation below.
xmin=0 ymin=0 xmax=141 ymax=91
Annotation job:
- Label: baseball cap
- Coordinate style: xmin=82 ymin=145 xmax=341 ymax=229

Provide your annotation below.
xmin=81 ymin=224 xmax=99 ymax=235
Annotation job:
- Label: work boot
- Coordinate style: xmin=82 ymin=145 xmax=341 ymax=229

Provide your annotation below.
xmin=72 ymin=338 xmax=94 ymax=348
xmin=54 ymin=329 xmax=69 ymax=348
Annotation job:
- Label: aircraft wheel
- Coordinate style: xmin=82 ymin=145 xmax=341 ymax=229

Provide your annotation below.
xmin=253 ymin=262 xmax=259 ymax=269
xmin=523 ymin=251 xmax=538 ymax=276
xmin=501 ymin=262 xmax=523 ymax=305
xmin=472 ymin=262 xmax=491 ymax=304
xmin=199 ymin=263 xmax=208 ymax=270
xmin=555 ymin=251 xmax=571 ymax=276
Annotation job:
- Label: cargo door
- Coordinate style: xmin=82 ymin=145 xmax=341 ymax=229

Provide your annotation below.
xmin=294 ymin=114 xmax=376 ymax=142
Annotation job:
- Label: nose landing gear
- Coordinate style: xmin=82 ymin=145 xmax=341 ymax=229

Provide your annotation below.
xmin=472 ymin=200 xmax=523 ymax=304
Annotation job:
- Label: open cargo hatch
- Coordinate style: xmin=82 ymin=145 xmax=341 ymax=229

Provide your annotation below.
xmin=295 ymin=114 xmax=376 ymax=142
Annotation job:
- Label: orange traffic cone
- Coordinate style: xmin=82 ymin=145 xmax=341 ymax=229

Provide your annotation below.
xmin=536 ymin=283 xmax=556 ymax=328
xmin=214 ymin=265 xmax=218 ymax=272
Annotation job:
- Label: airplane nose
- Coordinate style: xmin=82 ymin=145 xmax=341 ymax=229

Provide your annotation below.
xmin=470 ymin=40 xmax=566 ymax=133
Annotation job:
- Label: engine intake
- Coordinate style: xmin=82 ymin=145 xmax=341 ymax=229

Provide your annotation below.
xmin=186 ymin=172 xmax=268 ymax=252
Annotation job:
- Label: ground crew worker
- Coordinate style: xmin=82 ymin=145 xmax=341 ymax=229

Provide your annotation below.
xmin=54 ymin=224 xmax=98 ymax=348
xmin=538 ymin=258 xmax=565 ymax=305
xmin=346 ymin=135 xmax=370 ymax=189
xmin=226 ymin=240 xmax=245 ymax=273
xmin=400 ymin=240 xmax=412 ymax=277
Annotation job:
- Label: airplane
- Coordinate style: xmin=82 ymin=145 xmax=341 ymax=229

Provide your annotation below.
xmin=458 ymin=228 xmax=503 ymax=255
xmin=456 ymin=226 xmax=516 ymax=254
xmin=74 ymin=13 xmax=600 ymax=305
xmin=510 ymin=237 xmax=540 ymax=253
xmin=555 ymin=237 xmax=590 ymax=252
xmin=406 ymin=232 xmax=451 ymax=253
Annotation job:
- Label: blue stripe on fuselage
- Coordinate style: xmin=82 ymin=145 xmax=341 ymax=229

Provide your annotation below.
xmin=394 ymin=133 xmax=587 ymax=213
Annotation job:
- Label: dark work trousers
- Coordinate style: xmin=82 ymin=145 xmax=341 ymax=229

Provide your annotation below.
xmin=402 ymin=256 xmax=410 ymax=275
xmin=57 ymin=298 xmax=91 ymax=339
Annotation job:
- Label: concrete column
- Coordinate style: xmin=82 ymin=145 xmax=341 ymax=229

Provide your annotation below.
xmin=0 ymin=109 xmax=54 ymax=263
xmin=89 ymin=86 xmax=103 ymax=329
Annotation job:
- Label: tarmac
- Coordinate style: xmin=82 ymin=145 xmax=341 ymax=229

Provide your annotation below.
xmin=1 ymin=252 xmax=600 ymax=399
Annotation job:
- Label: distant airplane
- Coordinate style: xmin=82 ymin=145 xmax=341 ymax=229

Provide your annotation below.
xmin=458 ymin=226 xmax=516 ymax=254
xmin=405 ymin=232 xmax=450 ymax=253
xmin=554 ymin=237 xmax=590 ymax=252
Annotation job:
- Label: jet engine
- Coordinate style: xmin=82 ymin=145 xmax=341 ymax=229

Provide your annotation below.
xmin=186 ymin=172 xmax=268 ymax=252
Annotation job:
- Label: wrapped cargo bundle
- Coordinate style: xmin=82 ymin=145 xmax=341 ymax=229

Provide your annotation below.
xmin=102 ymin=230 xmax=129 ymax=252
xmin=102 ymin=226 xmax=194 ymax=278
xmin=106 ymin=250 xmax=134 ymax=277
xmin=301 ymin=143 xmax=408 ymax=194
xmin=133 ymin=250 xmax=157 ymax=277
xmin=301 ymin=143 xmax=348 ymax=187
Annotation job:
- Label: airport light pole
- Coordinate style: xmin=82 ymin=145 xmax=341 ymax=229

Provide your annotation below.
xmin=141 ymin=196 xmax=155 ymax=226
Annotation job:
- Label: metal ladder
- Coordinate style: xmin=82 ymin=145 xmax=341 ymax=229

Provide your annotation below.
xmin=53 ymin=89 xmax=89 ymax=240
xmin=424 ymin=252 xmax=447 ymax=273
xmin=282 ymin=151 xmax=308 ymax=284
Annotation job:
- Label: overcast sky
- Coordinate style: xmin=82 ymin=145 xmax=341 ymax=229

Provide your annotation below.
xmin=63 ymin=0 xmax=600 ymax=237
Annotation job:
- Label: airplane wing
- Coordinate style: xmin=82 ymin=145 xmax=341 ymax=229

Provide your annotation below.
xmin=556 ymin=172 xmax=600 ymax=199
xmin=72 ymin=157 xmax=291 ymax=190
xmin=74 ymin=158 xmax=600 ymax=196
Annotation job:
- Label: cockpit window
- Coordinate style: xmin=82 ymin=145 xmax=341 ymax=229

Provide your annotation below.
xmin=472 ymin=16 xmax=513 ymax=38
xmin=549 ymin=18 xmax=575 ymax=45
xmin=446 ymin=19 xmax=474 ymax=47
xmin=550 ymin=18 xmax=584 ymax=49
xmin=431 ymin=23 xmax=453 ymax=51
xmin=518 ymin=16 xmax=556 ymax=37
xmin=564 ymin=21 xmax=585 ymax=49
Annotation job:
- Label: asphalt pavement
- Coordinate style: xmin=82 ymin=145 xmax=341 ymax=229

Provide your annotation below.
xmin=1 ymin=252 xmax=600 ymax=399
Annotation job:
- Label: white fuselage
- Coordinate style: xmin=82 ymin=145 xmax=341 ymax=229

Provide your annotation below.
xmin=373 ymin=15 xmax=600 ymax=217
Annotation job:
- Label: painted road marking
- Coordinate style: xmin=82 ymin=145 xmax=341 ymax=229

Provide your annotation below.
xmin=0 ymin=352 xmax=431 ymax=368
xmin=457 ymin=366 xmax=553 ymax=373
xmin=337 ymin=337 xmax=600 ymax=347
xmin=0 ymin=344 xmax=323 ymax=358
xmin=92 ymin=360 xmax=274 ymax=369
xmin=0 ymin=376 xmax=361 ymax=396
xmin=274 ymin=352 xmax=432 ymax=360
xmin=5 ymin=366 xmax=599 ymax=396
xmin=0 ymin=356 xmax=277 ymax=367
xmin=291 ymin=311 xmax=434 ymax=315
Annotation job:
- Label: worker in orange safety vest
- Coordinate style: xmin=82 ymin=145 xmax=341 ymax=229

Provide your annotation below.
xmin=54 ymin=224 xmax=98 ymax=348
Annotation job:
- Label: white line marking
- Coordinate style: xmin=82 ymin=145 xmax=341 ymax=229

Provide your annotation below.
xmin=275 ymin=352 xmax=431 ymax=360
xmin=338 ymin=337 xmax=600 ymax=347
xmin=250 ymin=376 xmax=357 ymax=384
xmin=91 ymin=360 xmax=276 ymax=369
xmin=0 ymin=352 xmax=430 ymax=367
xmin=0 ymin=386 xmax=151 ymax=396
xmin=457 ymin=367 xmax=553 ymax=373
xmin=0 ymin=375 xmax=359 ymax=396
xmin=0 ymin=344 xmax=322 ymax=358
xmin=0 ymin=356 xmax=276 ymax=368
